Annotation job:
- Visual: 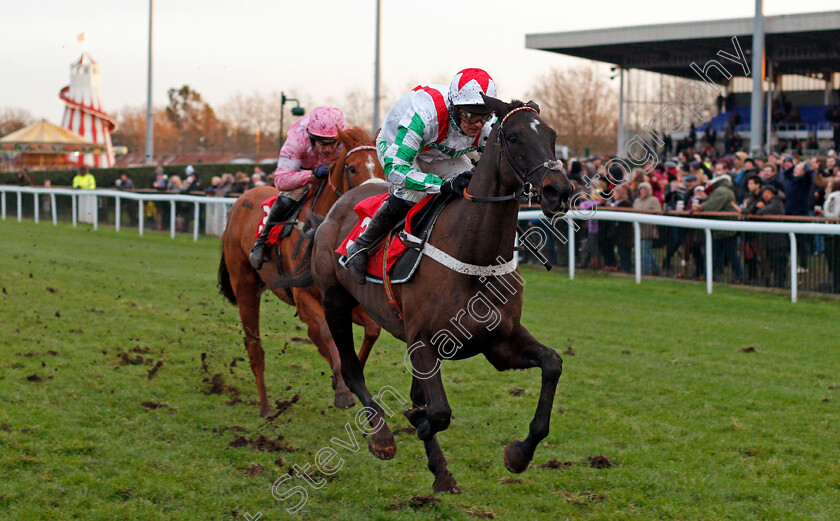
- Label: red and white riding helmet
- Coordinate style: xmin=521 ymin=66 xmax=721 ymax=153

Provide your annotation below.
xmin=307 ymin=106 xmax=347 ymax=138
xmin=448 ymin=68 xmax=497 ymax=109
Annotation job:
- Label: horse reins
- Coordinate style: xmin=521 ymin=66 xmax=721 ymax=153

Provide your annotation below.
xmin=463 ymin=106 xmax=563 ymax=204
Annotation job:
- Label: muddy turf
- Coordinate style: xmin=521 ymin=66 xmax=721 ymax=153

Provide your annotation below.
xmin=1 ymin=219 xmax=838 ymax=521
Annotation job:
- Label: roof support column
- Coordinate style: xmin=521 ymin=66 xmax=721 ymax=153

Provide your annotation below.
xmin=617 ymin=67 xmax=625 ymax=157
xmin=766 ymin=60 xmax=773 ymax=156
xmin=749 ymin=0 xmax=765 ymax=157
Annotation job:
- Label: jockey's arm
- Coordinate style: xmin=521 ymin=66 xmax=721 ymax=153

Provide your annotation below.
xmin=274 ymin=131 xmax=316 ymax=191
xmin=273 ymin=156 xmax=314 ymax=191
xmin=382 ymin=111 xmax=444 ymax=195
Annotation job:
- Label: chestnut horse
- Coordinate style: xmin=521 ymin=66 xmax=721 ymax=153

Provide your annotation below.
xmin=311 ymin=98 xmax=573 ymax=493
xmin=218 ymin=127 xmax=387 ymax=416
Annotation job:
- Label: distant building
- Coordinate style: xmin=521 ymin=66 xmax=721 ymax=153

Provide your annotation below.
xmin=60 ymin=52 xmax=116 ymax=168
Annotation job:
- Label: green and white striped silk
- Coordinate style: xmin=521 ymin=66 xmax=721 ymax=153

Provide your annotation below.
xmin=378 ymin=84 xmax=493 ymax=197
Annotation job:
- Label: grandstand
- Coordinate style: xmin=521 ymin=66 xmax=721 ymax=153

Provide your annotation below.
xmin=526 ymin=10 xmax=840 ymax=155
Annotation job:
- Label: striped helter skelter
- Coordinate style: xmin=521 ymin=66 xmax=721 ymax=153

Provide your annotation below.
xmin=60 ymin=52 xmax=116 ymax=168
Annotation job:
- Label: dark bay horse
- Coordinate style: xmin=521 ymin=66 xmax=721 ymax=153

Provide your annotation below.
xmin=311 ymin=97 xmax=573 ymax=493
xmin=218 ymin=127 xmax=387 ymax=416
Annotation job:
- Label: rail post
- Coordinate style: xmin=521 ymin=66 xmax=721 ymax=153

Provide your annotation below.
xmin=568 ymin=217 xmax=575 ymax=280
xmin=789 ymin=232 xmax=797 ymax=303
xmin=705 ymin=228 xmax=713 ymax=294
xmin=633 ymin=221 xmax=641 ymax=283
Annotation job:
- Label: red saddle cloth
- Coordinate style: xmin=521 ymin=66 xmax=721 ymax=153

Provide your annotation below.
xmin=336 ymin=193 xmax=434 ymax=278
xmin=254 ymin=195 xmax=288 ymax=247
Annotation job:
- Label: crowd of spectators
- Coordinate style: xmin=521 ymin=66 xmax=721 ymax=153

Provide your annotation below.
xmin=521 ymin=143 xmax=840 ymax=292
xmin=142 ymin=164 xmax=270 ymax=231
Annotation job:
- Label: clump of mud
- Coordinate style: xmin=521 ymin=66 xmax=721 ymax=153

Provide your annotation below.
xmin=228 ymin=434 xmax=298 ymax=452
xmin=588 ymin=455 xmax=612 ymax=468
xmin=388 ymin=495 xmax=440 ymax=511
xmin=540 ymin=459 xmax=573 ymax=469
xmin=202 ymin=373 xmax=242 ymax=405
xmin=265 ymin=395 xmax=300 ymax=421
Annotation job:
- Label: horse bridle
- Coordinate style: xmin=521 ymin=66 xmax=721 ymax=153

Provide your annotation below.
xmin=330 ymin=145 xmax=378 ymax=196
xmin=463 ymin=106 xmax=564 ymax=204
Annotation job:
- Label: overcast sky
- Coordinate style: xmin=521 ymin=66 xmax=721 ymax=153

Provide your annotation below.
xmin=3 ymin=0 xmax=838 ymax=124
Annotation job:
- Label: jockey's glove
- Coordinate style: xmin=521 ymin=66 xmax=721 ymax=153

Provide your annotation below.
xmin=440 ymin=170 xmax=473 ymax=197
xmin=313 ymin=164 xmax=330 ymax=179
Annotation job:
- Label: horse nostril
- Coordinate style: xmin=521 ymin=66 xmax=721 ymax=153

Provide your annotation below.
xmin=556 ymin=184 xmax=573 ymax=203
xmin=542 ymin=184 xmax=560 ymax=204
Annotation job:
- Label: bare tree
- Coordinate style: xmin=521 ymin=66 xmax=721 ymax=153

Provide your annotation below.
xmin=339 ymin=87 xmax=374 ymax=128
xmin=112 ymin=106 xmax=182 ymax=155
xmin=166 ymin=85 xmax=226 ymax=153
xmin=527 ymin=66 xmax=619 ymax=156
xmin=0 ymin=107 xmax=35 ymax=137
xmin=218 ymin=90 xmax=286 ymax=154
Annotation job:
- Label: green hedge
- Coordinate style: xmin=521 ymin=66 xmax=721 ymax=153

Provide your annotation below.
xmin=0 ymin=163 xmax=270 ymax=189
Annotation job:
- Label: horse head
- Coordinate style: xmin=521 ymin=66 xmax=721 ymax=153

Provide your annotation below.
xmin=330 ymin=127 xmax=385 ymax=195
xmin=482 ymin=95 xmax=573 ymax=217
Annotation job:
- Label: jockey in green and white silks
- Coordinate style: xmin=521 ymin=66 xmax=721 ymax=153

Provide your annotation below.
xmin=345 ymin=68 xmax=497 ymax=284
xmin=377 ymin=68 xmax=496 ymax=204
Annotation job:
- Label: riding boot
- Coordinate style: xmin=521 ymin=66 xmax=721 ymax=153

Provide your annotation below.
xmin=249 ymin=196 xmax=294 ymax=270
xmin=345 ymin=199 xmax=409 ymax=284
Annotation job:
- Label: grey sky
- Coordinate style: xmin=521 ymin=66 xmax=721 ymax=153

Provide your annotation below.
xmin=2 ymin=0 xmax=837 ymax=123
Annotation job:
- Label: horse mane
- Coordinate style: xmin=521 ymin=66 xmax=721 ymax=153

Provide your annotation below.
xmin=508 ymin=99 xmax=540 ymax=113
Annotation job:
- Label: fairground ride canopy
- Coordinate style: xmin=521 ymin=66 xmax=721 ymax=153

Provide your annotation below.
xmin=0 ymin=120 xmax=104 ymax=170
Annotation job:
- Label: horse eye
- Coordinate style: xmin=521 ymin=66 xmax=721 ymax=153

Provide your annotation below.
xmin=508 ymin=133 xmax=518 ymax=143
xmin=348 ymin=166 xmax=356 ymax=174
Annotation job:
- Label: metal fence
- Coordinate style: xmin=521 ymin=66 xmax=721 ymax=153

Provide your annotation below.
xmin=518 ymin=208 xmax=840 ymax=303
xmin=0 ymin=186 xmax=237 ymax=241
xmin=4 ymin=185 xmax=840 ymax=303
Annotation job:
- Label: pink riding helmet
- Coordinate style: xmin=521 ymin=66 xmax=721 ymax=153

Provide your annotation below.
xmin=448 ymin=68 xmax=497 ymax=108
xmin=307 ymin=106 xmax=347 ymax=138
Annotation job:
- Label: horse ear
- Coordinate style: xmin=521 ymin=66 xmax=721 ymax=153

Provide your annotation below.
xmin=337 ymin=127 xmax=351 ymax=148
xmin=480 ymin=93 xmax=513 ymax=120
xmin=525 ymin=100 xmax=541 ymax=114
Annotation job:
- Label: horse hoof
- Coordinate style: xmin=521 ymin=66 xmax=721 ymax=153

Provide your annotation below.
xmin=334 ymin=390 xmax=355 ymax=409
xmin=368 ymin=439 xmax=396 ymax=460
xmin=433 ymin=473 xmax=462 ymax=494
xmin=503 ymin=440 xmax=531 ymax=474
xmin=368 ymin=431 xmax=397 ymax=460
xmin=259 ymin=407 xmax=272 ymax=418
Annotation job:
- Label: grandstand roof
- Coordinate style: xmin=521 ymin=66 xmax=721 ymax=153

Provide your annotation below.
xmin=526 ymin=11 xmax=840 ymax=81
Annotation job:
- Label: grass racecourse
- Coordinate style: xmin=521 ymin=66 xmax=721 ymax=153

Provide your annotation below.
xmin=1 ymin=218 xmax=838 ymax=521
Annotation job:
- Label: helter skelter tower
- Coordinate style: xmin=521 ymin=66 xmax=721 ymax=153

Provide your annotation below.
xmin=59 ymin=51 xmax=116 ymax=167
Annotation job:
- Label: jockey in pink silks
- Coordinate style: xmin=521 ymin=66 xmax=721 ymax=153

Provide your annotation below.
xmin=249 ymin=106 xmax=348 ymax=270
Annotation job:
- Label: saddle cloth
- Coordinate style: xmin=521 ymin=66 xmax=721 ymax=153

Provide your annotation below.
xmin=254 ymin=195 xmax=294 ymax=247
xmin=336 ymin=193 xmax=436 ymax=279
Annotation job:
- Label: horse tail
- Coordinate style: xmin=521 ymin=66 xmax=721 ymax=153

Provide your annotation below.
xmin=217 ymin=249 xmax=237 ymax=306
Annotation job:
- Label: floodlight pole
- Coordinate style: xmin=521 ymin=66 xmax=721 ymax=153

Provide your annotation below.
xmin=749 ymin=0 xmax=765 ymax=157
xmin=279 ymin=92 xmax=303 ymax=153
xmin=372 ymin=0 xmax=382 ymax=135
xmin=144 ymin=0 xmax=154 ymax=165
